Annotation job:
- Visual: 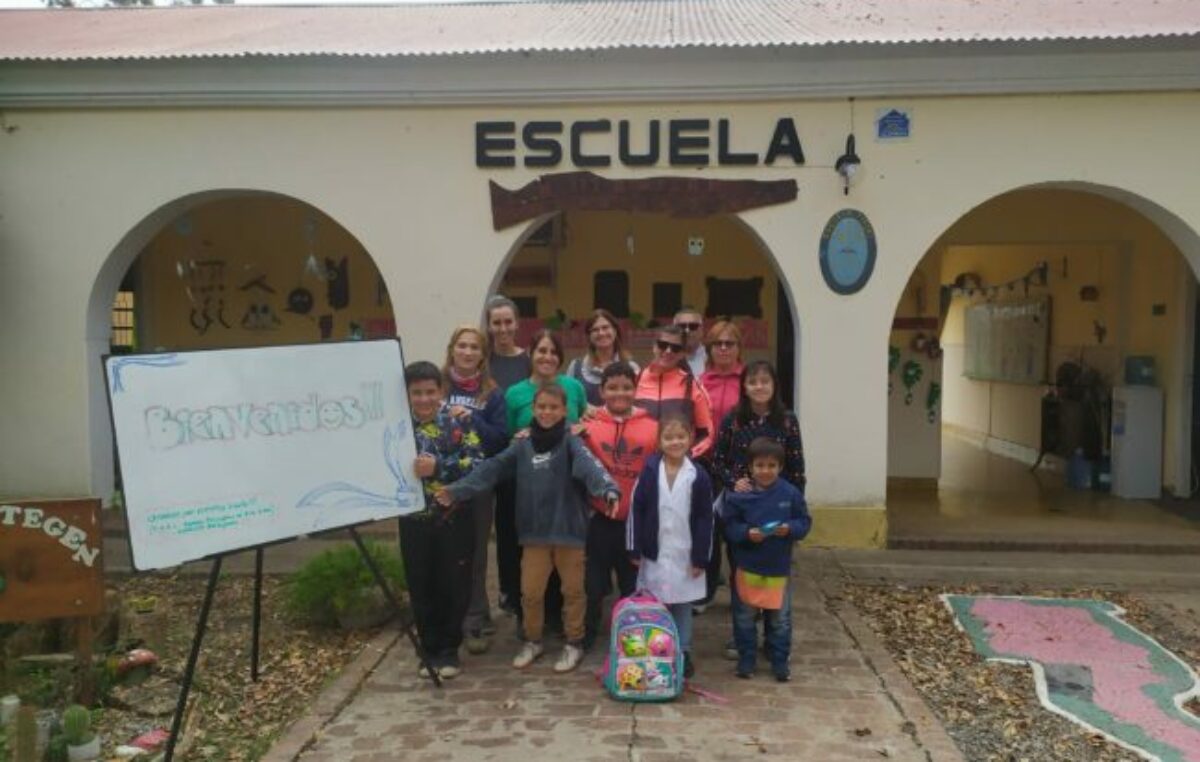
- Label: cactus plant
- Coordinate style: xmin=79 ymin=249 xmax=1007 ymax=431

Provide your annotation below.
xmin=60 ymin=706 xmax=92 ymax=747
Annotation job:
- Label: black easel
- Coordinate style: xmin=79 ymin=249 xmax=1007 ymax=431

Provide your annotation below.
xmin=251 ymin=547 xmax=264 ymax=682
xmin=163 ymin=527 xmax=438 ymax=762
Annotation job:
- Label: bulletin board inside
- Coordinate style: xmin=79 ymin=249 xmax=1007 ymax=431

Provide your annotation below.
xmin=964 ymin=297 xmax=1051 ymax=385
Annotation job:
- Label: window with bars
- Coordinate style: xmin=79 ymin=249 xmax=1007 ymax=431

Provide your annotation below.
xmin=111 ymin=290 xmax=136 ymax=353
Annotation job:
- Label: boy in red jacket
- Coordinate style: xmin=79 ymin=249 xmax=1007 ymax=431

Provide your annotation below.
xmin=581 ymin=362 xmax=659 ymax=650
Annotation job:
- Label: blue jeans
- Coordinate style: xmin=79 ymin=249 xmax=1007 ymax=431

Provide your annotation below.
xmin=667 ymin=602 xmax=694 ymax=654
xmin=731 ymin=579 xmax=792 ymax=672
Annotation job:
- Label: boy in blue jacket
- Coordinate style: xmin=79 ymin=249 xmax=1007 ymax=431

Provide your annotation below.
xmin=723 ymin=437 xmax=811 ymax=681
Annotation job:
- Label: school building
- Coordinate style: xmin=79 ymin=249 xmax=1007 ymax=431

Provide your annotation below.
xmin=2 ymin=2 xmax=1199 ymax=549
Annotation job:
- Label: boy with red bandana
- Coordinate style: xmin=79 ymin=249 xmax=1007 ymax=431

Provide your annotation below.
xmin=580 ymin=362 xmax=659 ymax=650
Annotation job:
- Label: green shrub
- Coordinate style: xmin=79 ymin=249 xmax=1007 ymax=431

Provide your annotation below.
xmin=285 ymin=541 xmax=405 ymax=626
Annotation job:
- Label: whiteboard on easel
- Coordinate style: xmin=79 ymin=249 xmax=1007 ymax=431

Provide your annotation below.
xmin=104 ymin=340 xmax=423 ymax=571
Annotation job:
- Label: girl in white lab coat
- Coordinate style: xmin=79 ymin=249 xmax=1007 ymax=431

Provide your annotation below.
xmin=627 ymin=415 xmax=715 ymax=679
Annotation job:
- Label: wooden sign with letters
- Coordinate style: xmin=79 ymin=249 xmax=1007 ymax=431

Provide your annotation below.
xmin=0 ymin=499 xmax=105 ymax=623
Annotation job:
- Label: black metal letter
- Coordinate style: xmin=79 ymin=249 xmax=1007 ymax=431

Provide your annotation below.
xmin=764 ymin=118 xmax=805 ymax=165
xmin=717 ymin=118 xmax=759 ymax=165
xmin=570 ymin=119 xmax=612 ymax=167
xmin=669 ymin=119 xmax=710 ymax=166
xmin=619 ymin=119 xmax=660 ymax=166
xmin=476 ymin=121 xmax=516 ymax=168
xmin=523 ymin=121 xmax=564 ymax=167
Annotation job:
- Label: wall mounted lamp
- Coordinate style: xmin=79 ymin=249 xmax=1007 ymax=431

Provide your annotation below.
xmin=834 ymin=134 xmax=861 ymax=195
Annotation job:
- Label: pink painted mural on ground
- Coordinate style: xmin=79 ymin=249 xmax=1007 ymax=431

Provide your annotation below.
xmin=944 ymin=595 xmax=1200 ymax=762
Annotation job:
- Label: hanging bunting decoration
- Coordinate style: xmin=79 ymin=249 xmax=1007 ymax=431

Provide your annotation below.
xmin=902 ymin=359 xmax=923 ymax=405
xmin=926 ymin=381 xmax=941 ymax=423
xmin=948 ymin=261 xmax=1049 ymax=299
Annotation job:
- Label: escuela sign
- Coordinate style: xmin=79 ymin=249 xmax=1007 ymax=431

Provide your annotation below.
xmin=0 ymin=499 xmax=105 ymax=623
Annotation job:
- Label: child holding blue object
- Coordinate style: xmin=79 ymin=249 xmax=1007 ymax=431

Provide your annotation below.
xmin=627 ymin=415 xmax=714 ymax=680
xmin=723 ymin=437 xmax=811 ymax=682
xmin=403 ymin=360 xmax=486 ymax=681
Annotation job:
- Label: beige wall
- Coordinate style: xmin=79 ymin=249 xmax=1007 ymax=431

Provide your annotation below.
xmin=887 ymin=252 xmax=943 ymax=479
xmin=135 ymin=196 xmax=393 ymax=350
xmin=936 ymin=190 xmax=1192 ymax=489
xmin=2 ymin=93 xmax=1200 ymax=546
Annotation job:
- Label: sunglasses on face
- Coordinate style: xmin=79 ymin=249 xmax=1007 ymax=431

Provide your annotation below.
xmin=712 ymin=340 xmax=738 ymax=349
xmin=656 ymin=340 xmax=684 ymax=353
xmin=675 ymin=321 xmax=702 ymax=332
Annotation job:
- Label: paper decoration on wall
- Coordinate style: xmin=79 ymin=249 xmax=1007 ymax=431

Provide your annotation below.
xmin=189 ymin=298 xmax=231 ymax=335
xmin=348 ymin=321 xmax=364 ymax=341
xmin=926 ymin=381 xmax=941 ymax=423
xmin=325 ymin=257 xmax=350 ymax=310
xmin=901 ymin=359 xmax=923 ymax=405
xmin=241 ymin=303 xmax=282 ymax=331
xmin=888 ymin=345 xmax=900 ymax=396
xmin=286 ymin=287 xmax=314 ymax=315
xmin=819 ymin=209 xmax=877 ymax=295
xmin=318 ymin=314 xmax=334 ymax=340
xmin=239 ymin=274 xmax=276 ymax=295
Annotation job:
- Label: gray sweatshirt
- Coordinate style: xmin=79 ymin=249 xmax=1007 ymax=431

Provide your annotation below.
xmin=447 ymin=434 xmax=618 ymax=547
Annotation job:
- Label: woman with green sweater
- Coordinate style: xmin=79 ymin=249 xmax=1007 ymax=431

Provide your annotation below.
xmin=505 ymin=330 xmax=588 ymax=434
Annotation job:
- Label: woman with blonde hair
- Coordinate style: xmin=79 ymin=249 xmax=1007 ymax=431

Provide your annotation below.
xmin=442 ymin=324 xmax=508 ymax=654
xmin=565 ymin=308 xmax=639 ymax=407
xmin=700 ymin=320 xmax=745 ymax=430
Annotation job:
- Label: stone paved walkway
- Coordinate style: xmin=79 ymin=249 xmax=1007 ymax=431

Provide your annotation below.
xmin=288 ymin=555 xmax=959 ymax=761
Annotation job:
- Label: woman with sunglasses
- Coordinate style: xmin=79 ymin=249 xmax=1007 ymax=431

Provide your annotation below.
xmin=565 ymin=309 xmax=640 ymax=407
xmin=695 ymin=320 xmax=744 ymax=612
xmin=634 ymin=324 xmax=716 ymax=458
xmin=699 ymin=321 xmax=745 ymax=431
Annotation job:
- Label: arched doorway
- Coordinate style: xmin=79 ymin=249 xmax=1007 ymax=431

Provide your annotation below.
xmin=488 ymin=209 xmax=799 ymax=406
xmin=86 ymin=191 xmax=394 ymax=501
xmin=886 ymin=185 xmax=1200 ymax=549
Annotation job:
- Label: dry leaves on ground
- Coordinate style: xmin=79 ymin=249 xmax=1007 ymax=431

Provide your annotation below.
xmin=844 ymin=584 xmax=1200 ymax=762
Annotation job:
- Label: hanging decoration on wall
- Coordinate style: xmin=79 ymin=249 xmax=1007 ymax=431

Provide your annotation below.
xmin=948 ymin=261 xmax=1049 ymax=299
xmin=888 ymin=345 xmax=900 ymax=395
xmin=819 ymin=209 xmax=876 ymax=295
xmin=239 ymin=274 xmax=276 ymax=295
xmin=926 ymin=381 xmax=941 ymax=423
xmin=901 ymin=359 xmax=923 ymax=405
xmin=286 ymin=287 xmax=315 ymax=315
xmin=909 ymin=332 xmax=944 ymax=361
xmin=325 ymin=257 xmax=350 ymax=310
xmin=240 ymin=303 xmax=282 ymax=331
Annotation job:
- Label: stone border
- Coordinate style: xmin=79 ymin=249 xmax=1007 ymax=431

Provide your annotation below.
xmin=811 ymin=549 xmax=965 ymax=762
xmin=260 ymin=627 xmax=401 ymax=762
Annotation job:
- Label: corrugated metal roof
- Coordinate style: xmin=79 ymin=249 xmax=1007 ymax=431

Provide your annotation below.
xmin=0 ymin=0 xmax=1198 ymax=62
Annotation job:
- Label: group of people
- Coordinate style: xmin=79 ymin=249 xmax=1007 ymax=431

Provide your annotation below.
xmin=399 ymin=296 xmax=811 ymax=685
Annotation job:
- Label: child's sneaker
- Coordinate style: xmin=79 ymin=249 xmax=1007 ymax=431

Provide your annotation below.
xmin=773 ymin=667 xmax=791 ymax=683
xmin=735 ymin=658 xmax=755 ymax=679
xmin=512 ymin=641 xmax=544 ymax=669
xmin=553 ymin=644 xmax=584 ymax=673
xmin=465 ymin=631 xmax=491 ymax=655
xmin=723 ymin=640 xmax=738 ymax=660
xmin=418 ymin=662 xmax=435 ymax=680
xmin=438 ymin=657 xmax=462 ymax=680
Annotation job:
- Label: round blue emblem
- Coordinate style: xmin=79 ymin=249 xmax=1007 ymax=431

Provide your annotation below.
xmin=819 ymin=209 xmax=876 ymax=295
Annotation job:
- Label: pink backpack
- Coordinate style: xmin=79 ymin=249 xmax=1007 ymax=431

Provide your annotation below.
xmin=601 ymin=590 xmax=684 ymax=702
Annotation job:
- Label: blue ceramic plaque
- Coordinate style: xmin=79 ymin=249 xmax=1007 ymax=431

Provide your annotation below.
xmin=819 ymin=209 xmax=876 ymax=295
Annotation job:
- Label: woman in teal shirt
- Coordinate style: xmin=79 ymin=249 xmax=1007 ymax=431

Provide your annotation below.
xmin=506 ymin=329 xmax=588 ymax=434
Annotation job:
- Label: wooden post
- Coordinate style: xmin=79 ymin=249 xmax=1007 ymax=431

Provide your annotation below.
xmin=76 ymin=615 xmax=95 ymax=706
